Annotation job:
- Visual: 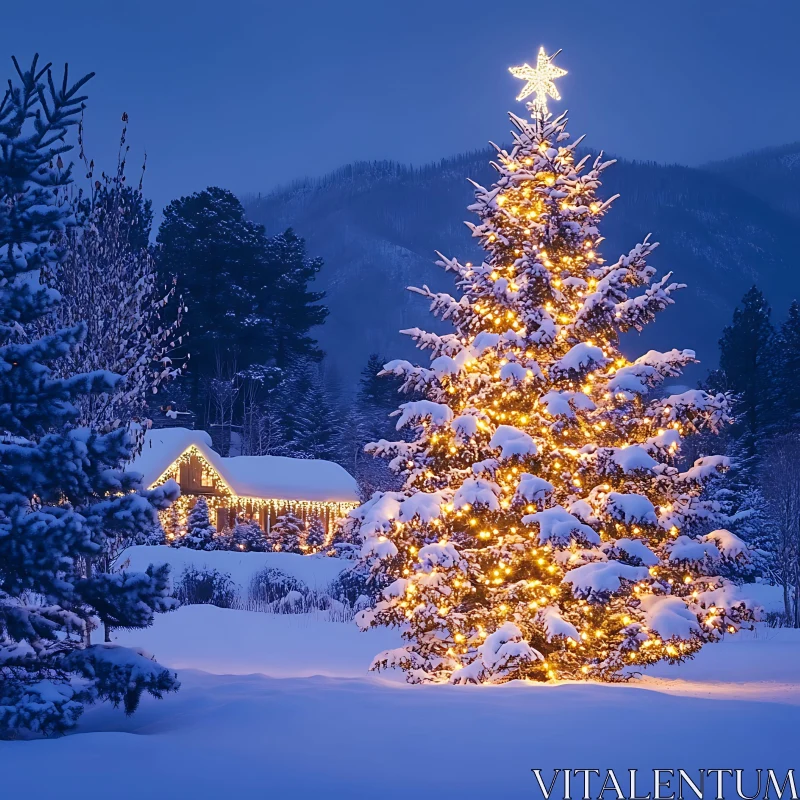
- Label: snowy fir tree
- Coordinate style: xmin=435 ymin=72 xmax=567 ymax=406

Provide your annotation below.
xmin=163 ymin=502 xmax=184 ymax=544
xmin=280 ymin=359 xmax=339 ymax=460
xmin=304 ymin=516 xmax=327 ymax=553
xmin=351 ymin=49 xmax=756 ymax=684
xmin=137 ymin=518 xmax=167 ymax=546
xmin=357 ymin=353 xmax=404 ymax=442
xmin=179 ymin=497 xmax=216 ymax=551
xmin=334 ymin=353 xmax=406 ymax=496
xmin=223 ymin=518 xmax=268 ymax=552
xmin=0 ymin=56 xmax=180 ymax=736
xmin=726 ymin=484 xmax=777 ymax=582
xmin=269 ymin=513 xmax=305 ymax=554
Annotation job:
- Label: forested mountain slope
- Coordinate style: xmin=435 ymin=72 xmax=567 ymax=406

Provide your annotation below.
xmin=707 ymin=142 xmax=800 ymax=218
xmin=246 ymin=144 xmax=800 ymax=387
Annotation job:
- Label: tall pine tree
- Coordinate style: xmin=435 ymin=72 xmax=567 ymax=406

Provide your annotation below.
xmin=279 ymin=360 xmax=339 ymax=460
xmin=718 ymin=286 xmax=774 ymax=457
xmin=774 ymin=300 xmax=800 ymax=432
xmin=156 ymin=193 xmax=327 ymax=427
xmin=264 ymin=229 xmax=327 ymax=368
xmin=0 ymin=56 xmax=180 ymax=737
xmin=156 ymin=187 xmax=266 ymax=422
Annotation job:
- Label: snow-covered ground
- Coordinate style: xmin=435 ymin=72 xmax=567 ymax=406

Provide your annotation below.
xmin=108 ymin=604 xmax=403 ymax=678
xmin=2 ymin=552 xmax=798 ymax=798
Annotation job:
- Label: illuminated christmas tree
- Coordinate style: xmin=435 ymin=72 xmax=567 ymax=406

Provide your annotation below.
xmin=353 ymin=48 xmax=755 ymax=684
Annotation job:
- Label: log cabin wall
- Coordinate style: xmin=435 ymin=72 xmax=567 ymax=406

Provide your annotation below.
xmin=180 ymin=455 xmax=222 ymax=496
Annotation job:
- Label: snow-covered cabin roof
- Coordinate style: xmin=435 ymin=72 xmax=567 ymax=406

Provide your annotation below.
xmin=127 ymin=428 xmax=359 ymax=503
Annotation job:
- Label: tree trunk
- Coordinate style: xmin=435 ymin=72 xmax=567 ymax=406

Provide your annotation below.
xmin=84 ymin=557 xmax=93 ymax=647
xmin=794 ymin=559 xmax=800 ymax=628
xmin=783 ymin=578 xmax=791 ymax=624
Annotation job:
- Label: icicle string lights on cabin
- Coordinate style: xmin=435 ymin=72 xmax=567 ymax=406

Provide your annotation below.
xmin=349 ymin=46 xmax=757 ymax=685
xmin=149 ymin=445 xmax=359 ymax=540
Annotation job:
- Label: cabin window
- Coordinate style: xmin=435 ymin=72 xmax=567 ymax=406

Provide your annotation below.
xmin=200 ymin=465 xmax=214 ymax=488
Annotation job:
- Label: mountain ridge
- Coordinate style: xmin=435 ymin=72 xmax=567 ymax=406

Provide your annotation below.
xmin=244 ymin=138 xmax=800 ymax=388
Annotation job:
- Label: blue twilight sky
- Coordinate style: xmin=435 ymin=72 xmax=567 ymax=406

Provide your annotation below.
xmin=6 ymin=0 xmax=800 ymax=219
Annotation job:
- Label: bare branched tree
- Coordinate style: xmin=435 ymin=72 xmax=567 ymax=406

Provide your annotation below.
xmin=45 ymin=114 xmax=186 ymax=451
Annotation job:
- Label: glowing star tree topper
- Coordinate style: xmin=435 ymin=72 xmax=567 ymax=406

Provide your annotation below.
xmin=509 ymin=46 xmax=567 ymax=117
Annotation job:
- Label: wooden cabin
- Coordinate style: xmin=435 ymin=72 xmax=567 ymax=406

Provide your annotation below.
xmin=127 ymin=428 xmax=360 ymax=534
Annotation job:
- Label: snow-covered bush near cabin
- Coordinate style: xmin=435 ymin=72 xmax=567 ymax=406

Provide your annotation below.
xmin=243 ymin=566 xmax=360 ymax=620
xmin=267 ymin=512 xmax=306 ymax=553
xmin=122 ymin=545 xmax=367 ymax=620
xmin=326 ymin=566 xmax=376 ymax=607
xmin=304 ymin=517 xmax=327 ymax=553
xmin=215 ymin=519 xmax=269 ymax=552
xmin=175 ymin=497 xmax=216 ymax=551
xmin=174 ymin=567 xmax=237 ymax=608
xmin=247 ymin=567 xmax=307 ymax=608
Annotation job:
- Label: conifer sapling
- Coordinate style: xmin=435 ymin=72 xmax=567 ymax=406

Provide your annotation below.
xmin=304 ymin=516 xmax=327 ymax=553
xmin=269 ymin=512 xmax=305 ymax=554
xmin=180 ymin=496 xmax=216 ymax=550
xmin=222 ymin=518 xmax=268 ymax=552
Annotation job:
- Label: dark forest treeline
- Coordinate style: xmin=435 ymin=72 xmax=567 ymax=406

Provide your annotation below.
xmin=703 ymin=286 xmax=800 ymax=627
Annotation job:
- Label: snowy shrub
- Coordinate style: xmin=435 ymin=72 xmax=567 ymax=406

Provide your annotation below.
xmin=247 ymin=567 xmax=308 ymax=609
xmin=304 ymin=517 xmax=327 ymax=553
xmin=277 ymin=590 xmax=307 ymax=613
xmin=244 ymin=566 xmax=360 ymax=620
xmin=177 ymin=497 xmax=216 ymax=551
xmin=215 ymin=519 xmax=268 ymax=552
xmin=136 ymin=521 xmax=167 ymax=547
xmin=326 ymin=567 xmax=376 ymax=606
xmin=765 ymin=610 xmax=791 ymax=628
xmin=175 ymin=567 xmax=237 ymax=608
xmin=330 ymin=541 xmax=361 ymax=560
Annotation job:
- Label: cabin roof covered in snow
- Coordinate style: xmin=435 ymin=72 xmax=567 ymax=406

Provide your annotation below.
xmin=126 ymin=428 xmax=360 ymax=503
